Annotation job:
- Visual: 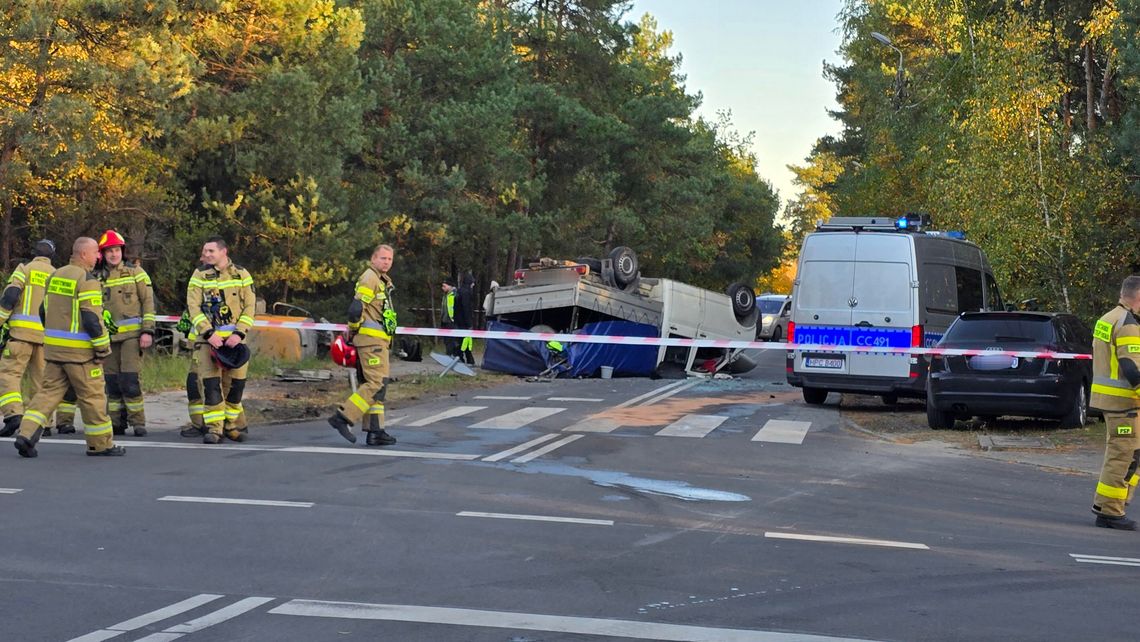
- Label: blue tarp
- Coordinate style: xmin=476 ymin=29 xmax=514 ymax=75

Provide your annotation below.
xmin=482 ymin=319 xmax=659 ymax=377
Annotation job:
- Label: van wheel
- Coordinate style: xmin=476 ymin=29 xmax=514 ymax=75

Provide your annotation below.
xmin=802 ymin=387 xmax=828 ymax=405
xmin=1059 ymin=381 xmax=1089 ymax=429
xmin=881 ymin=393 xmax=898 ymax=405
xmin=609 ymin=246 xmax=638 ymax=287
xmin=726 ymin=283 xmax=756 ymax=320
xmin=926 ymin=392 xmax=955 ymax=429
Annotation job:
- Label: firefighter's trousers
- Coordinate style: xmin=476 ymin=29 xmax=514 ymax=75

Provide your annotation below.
xmin=1094 ymin=411 xmax=1140 ymax=517
xmin=196 ymin=343 xmax=249 ymax=437
xmin=18 ymin=360 xmax=114 ymax=452
xmin=105 ymin=338 xmax=145 ymax=429
xmin=0 ymin=340 xmax=43 ymax=419
xmin=338 ymin=343 xmax=389 ymax=429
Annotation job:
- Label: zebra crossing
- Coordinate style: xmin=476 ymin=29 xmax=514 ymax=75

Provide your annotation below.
xmin=386 ymin=389 xmax=817 ymax=445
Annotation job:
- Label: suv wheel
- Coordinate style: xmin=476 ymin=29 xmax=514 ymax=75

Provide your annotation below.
xmin=771 ymin=326 xmax=782 ymax=343
xmin=1059 ymin=381 xmax=1089 ymax=429
xmin=802 ymin=387 xmax=828 ymax=405
xmin=926 ymin=390 xmax=955 ymax=429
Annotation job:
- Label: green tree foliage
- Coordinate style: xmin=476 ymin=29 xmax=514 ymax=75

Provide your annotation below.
xmin=1 ymin=1 xmax=782 ymax=320
xmin=794 ymin=0 xmax=1138 ymax=321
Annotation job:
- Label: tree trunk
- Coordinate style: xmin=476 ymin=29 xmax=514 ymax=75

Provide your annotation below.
xmin=1085 ymin=43 xmax=1096 ymax=132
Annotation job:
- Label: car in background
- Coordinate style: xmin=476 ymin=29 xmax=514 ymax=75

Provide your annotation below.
xmin=756 ymin=294 xmax=791 ymax=341
xmin=925 ymin=311 xmax=1092 ymax=429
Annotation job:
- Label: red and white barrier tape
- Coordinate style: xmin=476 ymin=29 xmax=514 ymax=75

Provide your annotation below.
xmin=153 ymin=315 xmax=1090 ymax=360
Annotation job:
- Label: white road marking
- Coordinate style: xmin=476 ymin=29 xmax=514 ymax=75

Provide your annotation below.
xmin=470 ymin=406 xmax=566 ymax=430
xmin=133 ymin=596 xmax=275 ymax=640
xmin=752 ymin=420 xmax=811 ymax=444
xmin=614 ymin=379 xmax=689 ymax=409
xmin=158 ymin=496 xmax=313 ymax=508
xmin=474 ymin=395 xmax=532 ymax=400
xmin=269 ymin=599 xmax=878 ymax=641
xmin=482 ymin=434 xmax=561 ymax=462
xmin=0 ymin=488 xmax=22 ymax=494
xmin=68 ymin=594 xmax=225 ymax=642
xmin=765 ymin=531 xmax=929 ymax=550
xmin=656 ymin=414 xmax=728 ymax=438
xmin=562 ymin=417 xmax=622 ymax=433
xmin=1071 ymin=553 xmax=1140 ymax=567
xmin=511 ymin=434 xmax=583 ymax=463
xmin=548 ymin=397 xmax=604 ymax=402
xmin=408 ymin=405 xmax=486 ymax=426
xmin=457 ymin=511 xmax=613 ymax=526
xmin=637 ymin=380 xmax=702 ymax=407
xmin=0 ymin=438 xmax=479 ymax=460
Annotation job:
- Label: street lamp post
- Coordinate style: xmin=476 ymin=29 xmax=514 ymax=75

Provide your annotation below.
xmin=871 ymin=31 xmax=905 ymax=108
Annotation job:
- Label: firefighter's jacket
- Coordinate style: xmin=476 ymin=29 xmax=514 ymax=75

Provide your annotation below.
xmin=349 ymin=266 xmax=395 ymax=348
xmin=1091 ymin=304 xmax=1140 ymax=412
xmin=187 ymin=261 xmax=256 ymax=344
xmin=42 ymin=261 xmax=111 ymax=363
xmin=98 ymin=261 xmax=156 ymax=343
xmin=0 ymin=256 xmax=52 ymax=344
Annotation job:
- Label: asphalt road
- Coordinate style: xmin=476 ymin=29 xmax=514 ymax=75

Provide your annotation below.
xmin=1 ymin=348 xmax=1133 ymax=641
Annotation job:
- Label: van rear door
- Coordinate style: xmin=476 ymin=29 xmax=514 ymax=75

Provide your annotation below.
xmin=848 ymin=234 xmax=916 ymax=378
xmin=793 ymin=234 xmax=856 ymax=375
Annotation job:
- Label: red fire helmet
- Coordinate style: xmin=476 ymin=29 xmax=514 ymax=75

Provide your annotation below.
xmin=330 ymin=334 xmax=357 ymax=368
xmin=98 ymin=229 xmax=126 ymax=251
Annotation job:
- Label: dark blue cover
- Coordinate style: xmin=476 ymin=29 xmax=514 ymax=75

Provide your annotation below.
xmin=481 ymin=320 xmax=659 ymax=377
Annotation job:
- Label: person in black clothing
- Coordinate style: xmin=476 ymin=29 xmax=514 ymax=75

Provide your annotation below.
xmin=455 ymin=272 xmax=476 ymax=365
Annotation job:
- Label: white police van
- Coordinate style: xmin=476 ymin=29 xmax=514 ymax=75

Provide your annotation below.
xmin=786 ymin=214 xmax=1003 ymax=404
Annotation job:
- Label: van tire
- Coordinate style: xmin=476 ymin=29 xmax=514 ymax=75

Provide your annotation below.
xmin=802 ymin=387 xmax=828 ymax=405
xmin=881 ymin=393 xmax=898 ymax=405
xmin=926 ymin=393 xmax=955 ymax=429
xmin=609 ymin=246 xmax=638 ymax=287
xmin=727 ymin=283 xmax=756 ymax=320
xmin=1059 ymin=381 xmax=1088 ymax=429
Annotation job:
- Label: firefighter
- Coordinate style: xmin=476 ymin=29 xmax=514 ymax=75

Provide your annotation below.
xmin=94 ymin=229 xmax=156 ymax=436
xmin=186 ymin=236 xmax=256 ymax=444
xmin=327 ymin=243 xmax=398 ymax=446
xmin=0 ymin=239 xmax=55 ymax=438
xmin=1090 ymin=275 xmax=1140 ymax=530
xmin=13 ymin=237 xmax=123 ymax=457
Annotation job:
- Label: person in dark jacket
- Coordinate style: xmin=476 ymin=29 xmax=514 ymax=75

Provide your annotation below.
xmin=455 ymin=272 xmax=476 ymax=365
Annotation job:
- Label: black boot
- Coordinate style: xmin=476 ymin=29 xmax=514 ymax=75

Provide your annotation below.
xmin=14 ymin=426 xmax=42 ymax=458
xmin=366 ymin=429 xmax=397 ymax=446
xmin=327 ymin=412 xmax=356 ymax=444
xmin=133 ymin=425 xmax=147 ymax=437
xmin=56 ymin=423 xmax=76 ymax=435
xmin=0 ymin=415 xmax=20 ymax=437
xmin=203 ymin=432 xmax=222 ymax=444
xmin=112 ymin=424 xmax=126 ymax=436
xmin=86 ymin=445 xmax=126 ymax=457
xmin=224 ymin=428 xmax=248 ymax=442
xmin=41 ymin=426 xmax=52 ymax=437
xmin=1095 ymin=514 xmax=1138 ymax=530
xmin=180 ymin=424 xmax=204 ymax=438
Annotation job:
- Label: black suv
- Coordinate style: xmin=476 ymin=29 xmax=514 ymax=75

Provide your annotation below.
xmin=926 ymin=312 xmax=1092 ymax=429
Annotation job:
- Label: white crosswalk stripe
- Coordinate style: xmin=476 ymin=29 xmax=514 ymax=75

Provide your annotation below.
xmin=655 ymin=414 xmax=728 ymax=438
xmin=470 ymin=407 xmax=566 ymax=430
xmin=752 ymin=419 xmax=812 ymax=444
xmin=407 ymin=406 xmax=486 ymax=427
xmin=562 ymin=417 xmax=622 ymax=433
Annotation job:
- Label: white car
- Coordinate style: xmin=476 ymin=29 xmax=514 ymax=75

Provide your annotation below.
xmin=756 ymin=294 xmax=791 ymax=342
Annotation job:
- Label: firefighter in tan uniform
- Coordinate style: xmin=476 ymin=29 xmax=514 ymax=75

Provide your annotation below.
xmin=186 ymin=236 xmax=256 ymax=444
xmin=93 ymin=229 xmax=156 ymax=436
xmin=13 ymin=237 xmax=123 ymax=458
xmin=327 ymin=244 xmax=398 ymax=446
xmin=1090 ymin=275 xmax=1140 ymax=530
xmin=0 ymin=240 xmax=55 ymax=438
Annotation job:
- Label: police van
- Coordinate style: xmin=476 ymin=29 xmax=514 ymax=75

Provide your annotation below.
xmin=786 ymin=215 xmax=1002 ymax=404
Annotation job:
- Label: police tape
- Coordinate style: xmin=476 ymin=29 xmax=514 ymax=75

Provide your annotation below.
xmin=153 ymin=315 xmax=1091 ymax=360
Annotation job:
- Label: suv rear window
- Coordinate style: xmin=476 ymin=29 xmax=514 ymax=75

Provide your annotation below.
xmin=942 ymin=315 xmax=1055 ymax=344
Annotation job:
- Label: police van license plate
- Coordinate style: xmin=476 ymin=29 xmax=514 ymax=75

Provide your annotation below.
xmin=804 ymin=356 xmax=844 ymax=369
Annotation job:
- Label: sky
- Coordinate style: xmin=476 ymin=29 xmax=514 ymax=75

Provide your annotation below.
xmin=628 ymin=0 xmax=846 ymax=213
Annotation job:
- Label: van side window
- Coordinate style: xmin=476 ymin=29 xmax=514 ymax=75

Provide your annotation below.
xmin=921 ymin=263 xmax=957 ymax=314
xmin=984 ymin=272 xmax=1002 ymax=311
xmin=955 ymin=267 xmax=984 ymax=313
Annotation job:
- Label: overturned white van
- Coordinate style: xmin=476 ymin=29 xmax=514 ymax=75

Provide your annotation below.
xmin=786 ymin=215 xmax=1003 ymax=404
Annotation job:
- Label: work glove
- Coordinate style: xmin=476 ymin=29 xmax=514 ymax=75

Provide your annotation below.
xmin=382 ymin=309 xmax=398 ymax=335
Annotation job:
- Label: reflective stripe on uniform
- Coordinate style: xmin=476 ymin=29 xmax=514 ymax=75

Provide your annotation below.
xmin=125 ymin=401 xmax=145 ymax=412
xmin=24 ymin=409 xmax=48 ymax=427
xmin=203 ymin=410 xmax=225 ymax=424
xmin=368 ymin=403 xmax=385 ymax=414
xmin=224 ymin=405 xmax=243 ymax=420
xmin=10 ymin=313 xmax=43 ymax=331
xmin=85 ymin=420 xmax=113 ymax=436
xmin=1097 ymin=482 xmax=1130 ymax=500
xmin=359 ymin=321 xmax=391 ymax=340
xmin=58 ymin=402 xmax=76 ymax=412
xmin=1092 ymin=375 xmax=1140 ymax=400
xmin=44 ymin=329 xmax=94 ymax=349
xmin=107 ymin=399 xmax=125 ymax=412
xmin=0 ymin=391 xmax=21 ymax=407
xmin=348 ymin=393 xmax=369 ymax=412
xmin=188 ymin=404 xmax=205 ymax=417
xmin=104 ymin=276 xmax=136 ymax=288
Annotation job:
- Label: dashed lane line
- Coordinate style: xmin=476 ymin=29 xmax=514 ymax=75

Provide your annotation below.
xmin=457 ymin=511 xmax=613 ymax=526
xmin=613 ymin=379 xmax=689 ymax=409
xmin=482 ymin=433 xmax=562 ymax=462
xmin=765 ymin=531 xmax=929 ymax=550
xmin=470 ymin=406 xmax=566 ymax=430
xmin=0 ymin=488 xmax=22 ymax=494
xmin=1071 ymin=553 xmax=1140 ymax=568
xmin=0 ymin=438 xmax=479 ymax=460
xmin=548 ymin=397 xmax=604 ymax=402
xmin=511 ymin=434 xmax=583 ymax=463
xmin=407 ymin=405 xmax=486 ymax=426
xmin=474 ymin=395 xmax=532 ymax=400
xmin=158 ymin=496 xmax=314 ymax=508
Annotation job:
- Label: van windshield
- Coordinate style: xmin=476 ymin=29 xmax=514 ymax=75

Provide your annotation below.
xmin=758 ymin=299 xmax=785 ymax=314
